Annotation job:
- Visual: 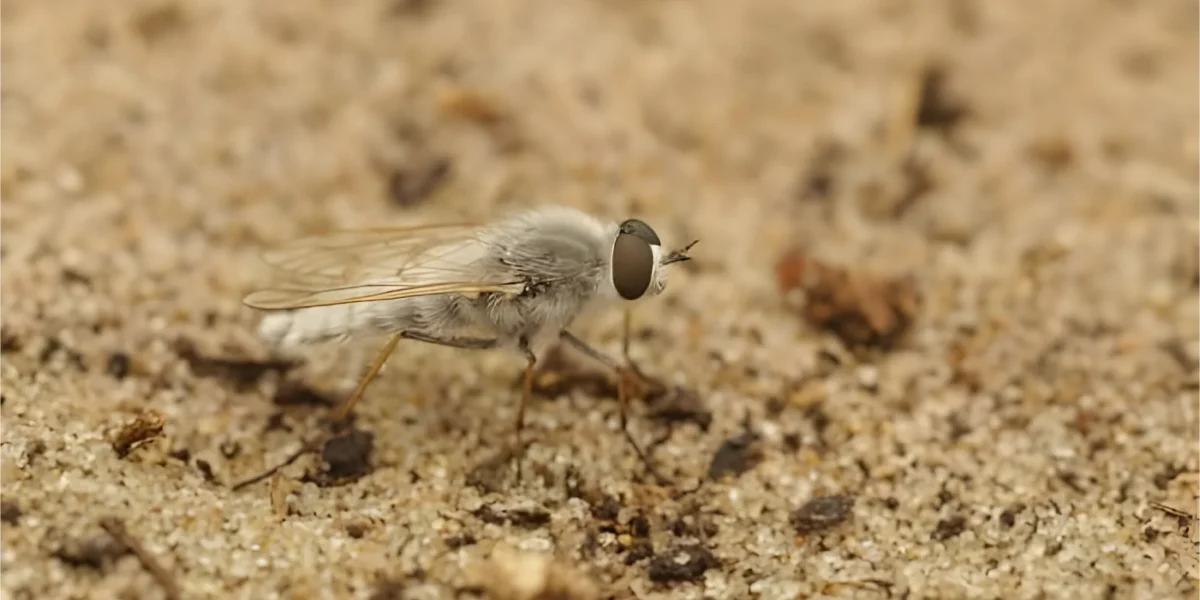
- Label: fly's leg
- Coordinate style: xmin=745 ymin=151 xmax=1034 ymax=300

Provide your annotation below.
xmin=512 ymin=336 xmax=536 ymax=483
xmin=615 ymin=363 xmax=670 ymax=485
xmin=559 ymin=328 xmax=671 ymax=485
xmin=560 ymin=309 xmax=663 ymax=392
xmin=331 ymin=333 xmax=404 ymax=422
xmin=233 ymin=331 xmax=498 ymax=491
xmin=621 ymin=309 xmax=652 ymax=380
xmin=332 ymin=331 xmax=498 ymax=422
xmin=400 ymin=331 xmax=500 ymax=350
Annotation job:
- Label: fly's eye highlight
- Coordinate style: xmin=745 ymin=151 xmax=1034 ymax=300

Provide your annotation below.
xmin=619 ymin=219 xmax=661 ymax=246
xmin=612 ymin=230 xmax=654 ymax=300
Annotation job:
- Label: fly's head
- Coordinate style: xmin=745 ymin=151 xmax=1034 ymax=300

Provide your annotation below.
xmin=609 ymin=218 xmax=697 ymax=302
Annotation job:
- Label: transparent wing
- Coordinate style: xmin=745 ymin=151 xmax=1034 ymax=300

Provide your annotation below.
xmin=243 ymin=222 xmax=525 ymax=311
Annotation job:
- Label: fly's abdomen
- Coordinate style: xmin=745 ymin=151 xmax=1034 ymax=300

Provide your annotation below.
xmin=257 ymin=306 xmax=363 ymax=349
xmin=258 ymin=298 xmax=416 ymax=350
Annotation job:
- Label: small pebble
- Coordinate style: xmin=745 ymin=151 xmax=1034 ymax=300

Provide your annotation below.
xmin=791 ymin=495 xmax=856 ymax=535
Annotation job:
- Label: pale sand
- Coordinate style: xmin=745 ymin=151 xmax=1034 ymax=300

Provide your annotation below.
xmin=2 ymin=1 xmax=1197 ymax=598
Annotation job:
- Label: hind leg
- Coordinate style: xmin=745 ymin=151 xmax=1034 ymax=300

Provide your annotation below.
xmin=235 ymin=331 xmax=501 ymax=491
xmin=508 ymin=336 xmax=537 ymax=482
xmin=332 ymin=331 xmax=499 ymax=422
xmin=331 ymin=333 xmax=404 ymax=422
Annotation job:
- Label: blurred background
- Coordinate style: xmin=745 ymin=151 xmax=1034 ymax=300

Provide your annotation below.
xmin=2 ymin=0 xmax=1197 ymax=598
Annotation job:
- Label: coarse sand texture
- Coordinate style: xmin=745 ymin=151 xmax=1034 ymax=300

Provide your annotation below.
xmin=2 ymin=1 xmax=1198 ymax=599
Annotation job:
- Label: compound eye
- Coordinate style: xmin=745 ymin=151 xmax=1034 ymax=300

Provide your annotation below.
xmin=619 ymin=219 xmax=661 ymax=246
xmin=611 ymin=232 xmax=654 ymax=300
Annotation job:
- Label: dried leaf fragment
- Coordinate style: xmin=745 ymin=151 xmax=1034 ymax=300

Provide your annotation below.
xmin=778 ymin=252 xmax=920 ymax=350
xmin=111 ymin=410 xmax=165 ymax=458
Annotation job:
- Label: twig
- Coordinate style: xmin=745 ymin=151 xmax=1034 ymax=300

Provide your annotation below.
xmin=1151 ymin=501 xmax=1199 ymax=521
xmin=99 ymin=517 xmax=182 ymax=600
xmin=231 ymin=435 xmax=326 ymax=491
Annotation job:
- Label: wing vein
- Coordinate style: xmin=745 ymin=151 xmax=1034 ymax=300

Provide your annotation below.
xmin=242 ymin=222 xmax=524 ymax=311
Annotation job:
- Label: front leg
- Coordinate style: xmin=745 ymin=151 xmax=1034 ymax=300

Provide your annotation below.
xmin=558 ymin=328 xmax=670 ymax=485
xmin=559 ymin=315 xmax=666 ymax=400
xmin=620 ymin=309 xmax=653 ymax=381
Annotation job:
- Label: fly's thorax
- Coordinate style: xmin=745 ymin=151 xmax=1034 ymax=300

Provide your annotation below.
xmin=475 ymin=207 xmax=612 ymax=310
xmin=473 ymin=274 xmax=601 ymax=345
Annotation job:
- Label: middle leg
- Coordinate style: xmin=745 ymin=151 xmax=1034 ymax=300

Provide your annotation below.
xmin=514 ymin=336 xmax=536 ymax=482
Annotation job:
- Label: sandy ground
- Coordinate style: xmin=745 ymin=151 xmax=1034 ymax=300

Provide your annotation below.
xmin=2 ymin=0 xmax=1198 ymax=598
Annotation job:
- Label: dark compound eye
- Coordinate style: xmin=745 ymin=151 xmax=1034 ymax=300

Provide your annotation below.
xmin=618 ymin=219 xmax=661 ymax=246
xmin=612 ymin=230 xmax=654 ymax=300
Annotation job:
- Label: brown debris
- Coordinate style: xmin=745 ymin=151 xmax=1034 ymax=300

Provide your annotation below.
xmin=388 ymin=0 xmax=437 ymax=18
xmin=471 ymin=504 xmax=552 ymax=530
xmin=999 ymin=504 xmax=1024 ymax=529
xmin=1 ymin=500 xmax=23 ymax=526
xmin=39 ymin=337 xmax=87 ymax=371
xmin=53 ymin=534 xmax=132 ymax=571
xmin=436 ymin=86 xmax=524 ymax=152
xmin=465 ymin=442 xmax=530 ymax=494
xmin=706 ymin=429 xmax=763 ymax=481
xmin=306 ymin=428 xmax=375 ymax=487
xmin=794 ymin=141 xmax=844 ymax=204
xmin=368 ymin=577 xmax=408 ymax=600
xmin=1 ymin=327 xmax=22 ymax=352
xmin=590 ymin=501 xmax=656 ymax=564
xmin=791 ymin=495 xmax=856 ymax=535
xmin=669 ymin=514 xmax=720 ymax=540
xmin=589 ymin=495 xmax=622 ymax=522
xmin=777 ymin=252 xmax=920 ymax=350
xmin=1158 ymin=338 xmax=1199 ymax=374
xmin=913 ymin=63 xmax=969 ymax=136
xmin=111 ymin=409 xmax=165 ymax=459
xmin=61 ymin=268 xmax=92 ymax=287
xmin=621 ymin=513 xmax=655 ymax=565
xmin=106 ymin=352 xmax=132 ymax=379
xmin=1150 ymin=501 xmax=1200 ymax=530
xmin=219 ymin=440 xmax=241 ymax=460
xmin=1153 ymin=464 xmax=1187 ymax=491
xmin=647 ymin=543 xmax=720 ymax=585
xmin=931 ymin=515 xmax=967 ymax=541
xmin=438 ymin=87 xmax=507 ymax=127
xmin=387 ymin=155 xmax=451 ymax=208
xmin=445 ymin=533 xmax=477 ymax=549
xmin=1026 ymin=134 xmax=1075 ymax=172
xmin=196 ymin=459 xmax=218 ymax=484
xmin=131 ymin=2 xmax=189 ymax=45
xmin=890 ymin=155 xmax=936 ymax=220
xmin=344 ymin=519 xmax=371 ymax=539
xmin=234 ymin=422 xmax=375 ymax=492
xmin=775 ymin=251 xmax=808 ymax=294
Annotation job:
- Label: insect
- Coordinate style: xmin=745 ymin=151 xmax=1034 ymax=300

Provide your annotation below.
xmin=241 ymin=205 xmax=697 ymax=483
